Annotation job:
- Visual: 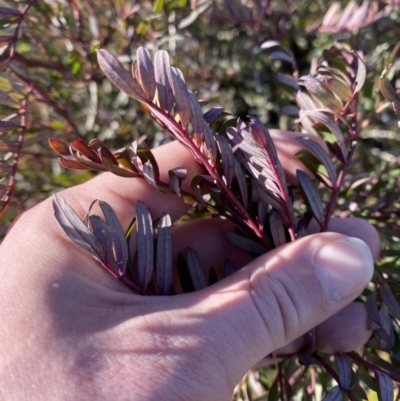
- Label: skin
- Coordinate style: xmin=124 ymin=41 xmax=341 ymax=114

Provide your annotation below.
xmin=0 ymin=140 xmax=379 ymax=401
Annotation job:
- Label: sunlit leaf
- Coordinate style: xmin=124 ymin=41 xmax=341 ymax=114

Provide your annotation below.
xmin=154 ymin=50 xmax=174 ymax=113
xmin=53 ymin=194 xmax=104 ymax=261
xmin=49 ymin=138 xmax=71 ymax=157
xmin=136 ymin=47 xmax=156 ymax=101
xmin=97 ymin=49 xmax=146 ymax=101
xmin=171 ymin=67 xmax=191 ymax=128
xmin=156 ymin=213 xmax=172 ymax=295
xmin=136 ymin=200 xmax=154 ymax=292
xmin=99 ymin=201 xmax=128 ymax=275
xmin=216 ymin=135 xmax=234 ymax=187
xmin=297 ymin=137 xmax=337 ymax=186
xmin=353 ymin=52 xmax=367 ymax=94
xmin=297 ymin=170 xmax=324 ymax=227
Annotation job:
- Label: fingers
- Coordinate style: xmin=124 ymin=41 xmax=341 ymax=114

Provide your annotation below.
xmin=164 ymin=232 xmax=374 ymax=384
xmin=252 ymin=302 xmax=371 ymax=368
xmin=308 ymin=217 xmax=381 ymax=261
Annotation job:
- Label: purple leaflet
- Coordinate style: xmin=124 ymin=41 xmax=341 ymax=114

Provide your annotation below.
xmin=53 ymin=193 xmax=105 ymax=261
xmin=97 ymin=49 xmax=146 ymax=101
xmin=136 ymin=200 xmax=154 ymax=292
xmin=170 ymin=67 xmax=191 ymax=128
xmin=156 ymin=213 xmax=172 ymax=295
xmin=334 ymin=354 xmax=352 ymax=391
xmin=154 ymin=50 xmax=174 ymax=113
xmin=136 ymin=47 xmax=156 ymax=101
xmin=297 ymin=169 xmax=324 ymax=227
xmin=99 ymin=201 xmax=128 ymax=276
xmin=375 ymin=371 xmax=394 ymax=401
xmin=186 ymin=247 xmax=208 ymax=290
xmin=322 ymin=386 xmax=342 ymax=401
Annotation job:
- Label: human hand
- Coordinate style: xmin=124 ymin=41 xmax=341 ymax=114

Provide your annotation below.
xmin=0 ymin=140 xmax=379 ymax=401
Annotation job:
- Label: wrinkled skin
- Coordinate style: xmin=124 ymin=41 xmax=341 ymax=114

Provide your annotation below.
xmin=0 ymin=140 xmax=378 ymax=401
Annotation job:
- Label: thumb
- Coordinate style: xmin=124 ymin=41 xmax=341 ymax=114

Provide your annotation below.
xmin=173 ymin=232 xmax=374 ymax=385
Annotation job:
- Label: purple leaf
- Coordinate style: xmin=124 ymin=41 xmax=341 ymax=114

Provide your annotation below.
xmin=322 ymin=386 xmax=342 ymax=401
xmin=188 ymin=91 xmax=205 ymax=147
xmin=224 ymin=259 xmax=235 ymax=277
xmin=269 ymin=209 xmax=286 ymax=247
xmin=168 ymin=166 xmax=187 ymax=196
xmin=203 ymin=107 xmax=225 ymax=124
xmin=156 ymin=213 xmax=172 ymax=295
xmin=89 ymin=215 xmax=118 ymax=273
xmin=216 ymin=135 xmax=234 ymax=187
xmin=380 ymin=283 xmax=400 ymax=320
xmin=375 ymin=371 xmax=394 ymax=401
xmin=226 ymin=232 xmax=267 ymax=255
xmin=297 ymin=137 xmax=337 ymax=186
xmin=366 ymin=292 xmax=381 ymax=328
xmin=269 ymin=51 xmax=292 ymax=63
xmin=97 ymin=49 xmax=146 ymax=101
xmin=143 ymin=160 xmax=158 ymax=188
xmin=170 ymin=67 xmax=191 ymax=128
xmin=136 ymin=201 xmax=154 ymax=292
xmin=334 ymin=354 xmax=352 ymax=391
xmin=234 ymin=158 xmax=248 ymax=208
xmin=0 ymin=7 xmax=21 ymax=18
xmin=302 ymin=76 xmax=343 ymax=112
xmin=154 ymin=50 xmax=174 ymax=113
xmin=203 ymin=123 xmax=218 ymax=164
xmin=297 ymin=169 xmax=324 ymax=227
xmin=53 ymin=193 xmax=104 ymax=261
xmin=136 ymin=47 xmax=156 ymax=101
xmin=99 ymin=201 xmax=128 ymax=275
xmin=186 ymin=247 xmax=208 ymax=290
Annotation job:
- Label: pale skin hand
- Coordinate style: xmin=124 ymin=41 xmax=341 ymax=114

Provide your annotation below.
xmin=0 ymin=140 xmax=379 ymax=401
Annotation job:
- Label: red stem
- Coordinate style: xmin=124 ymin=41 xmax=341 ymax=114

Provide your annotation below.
xmin=147 ymin=102 xmax=271 ymax=249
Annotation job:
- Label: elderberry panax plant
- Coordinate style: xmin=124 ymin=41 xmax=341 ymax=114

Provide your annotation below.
xmin=1 ymin=1 xmax=400 ymax=400
xmin=50 ymin=45 xmax=400 ymax=401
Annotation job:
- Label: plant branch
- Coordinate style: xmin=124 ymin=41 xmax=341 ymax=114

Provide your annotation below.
xmin=147 ymin=102 xmax=271 ymax=249
xmin=313 ymin=354 xmax=357 ymax=401
xmin=9 ymin=66 xmax=84 ymax=140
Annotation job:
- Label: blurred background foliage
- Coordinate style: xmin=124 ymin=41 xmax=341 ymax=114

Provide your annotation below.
xmin=1 ymin=0 xmax=400 ymax=399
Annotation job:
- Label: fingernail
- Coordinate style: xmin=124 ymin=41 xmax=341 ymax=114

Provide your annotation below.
xmin=314 ymin=237 xmax=374 ymax=302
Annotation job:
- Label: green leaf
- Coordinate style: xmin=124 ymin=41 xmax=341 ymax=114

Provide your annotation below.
xmin=296 ymin=137 xmax=337 ymax=186
xmin=153 ymin=0 xmax=164 ymax=13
